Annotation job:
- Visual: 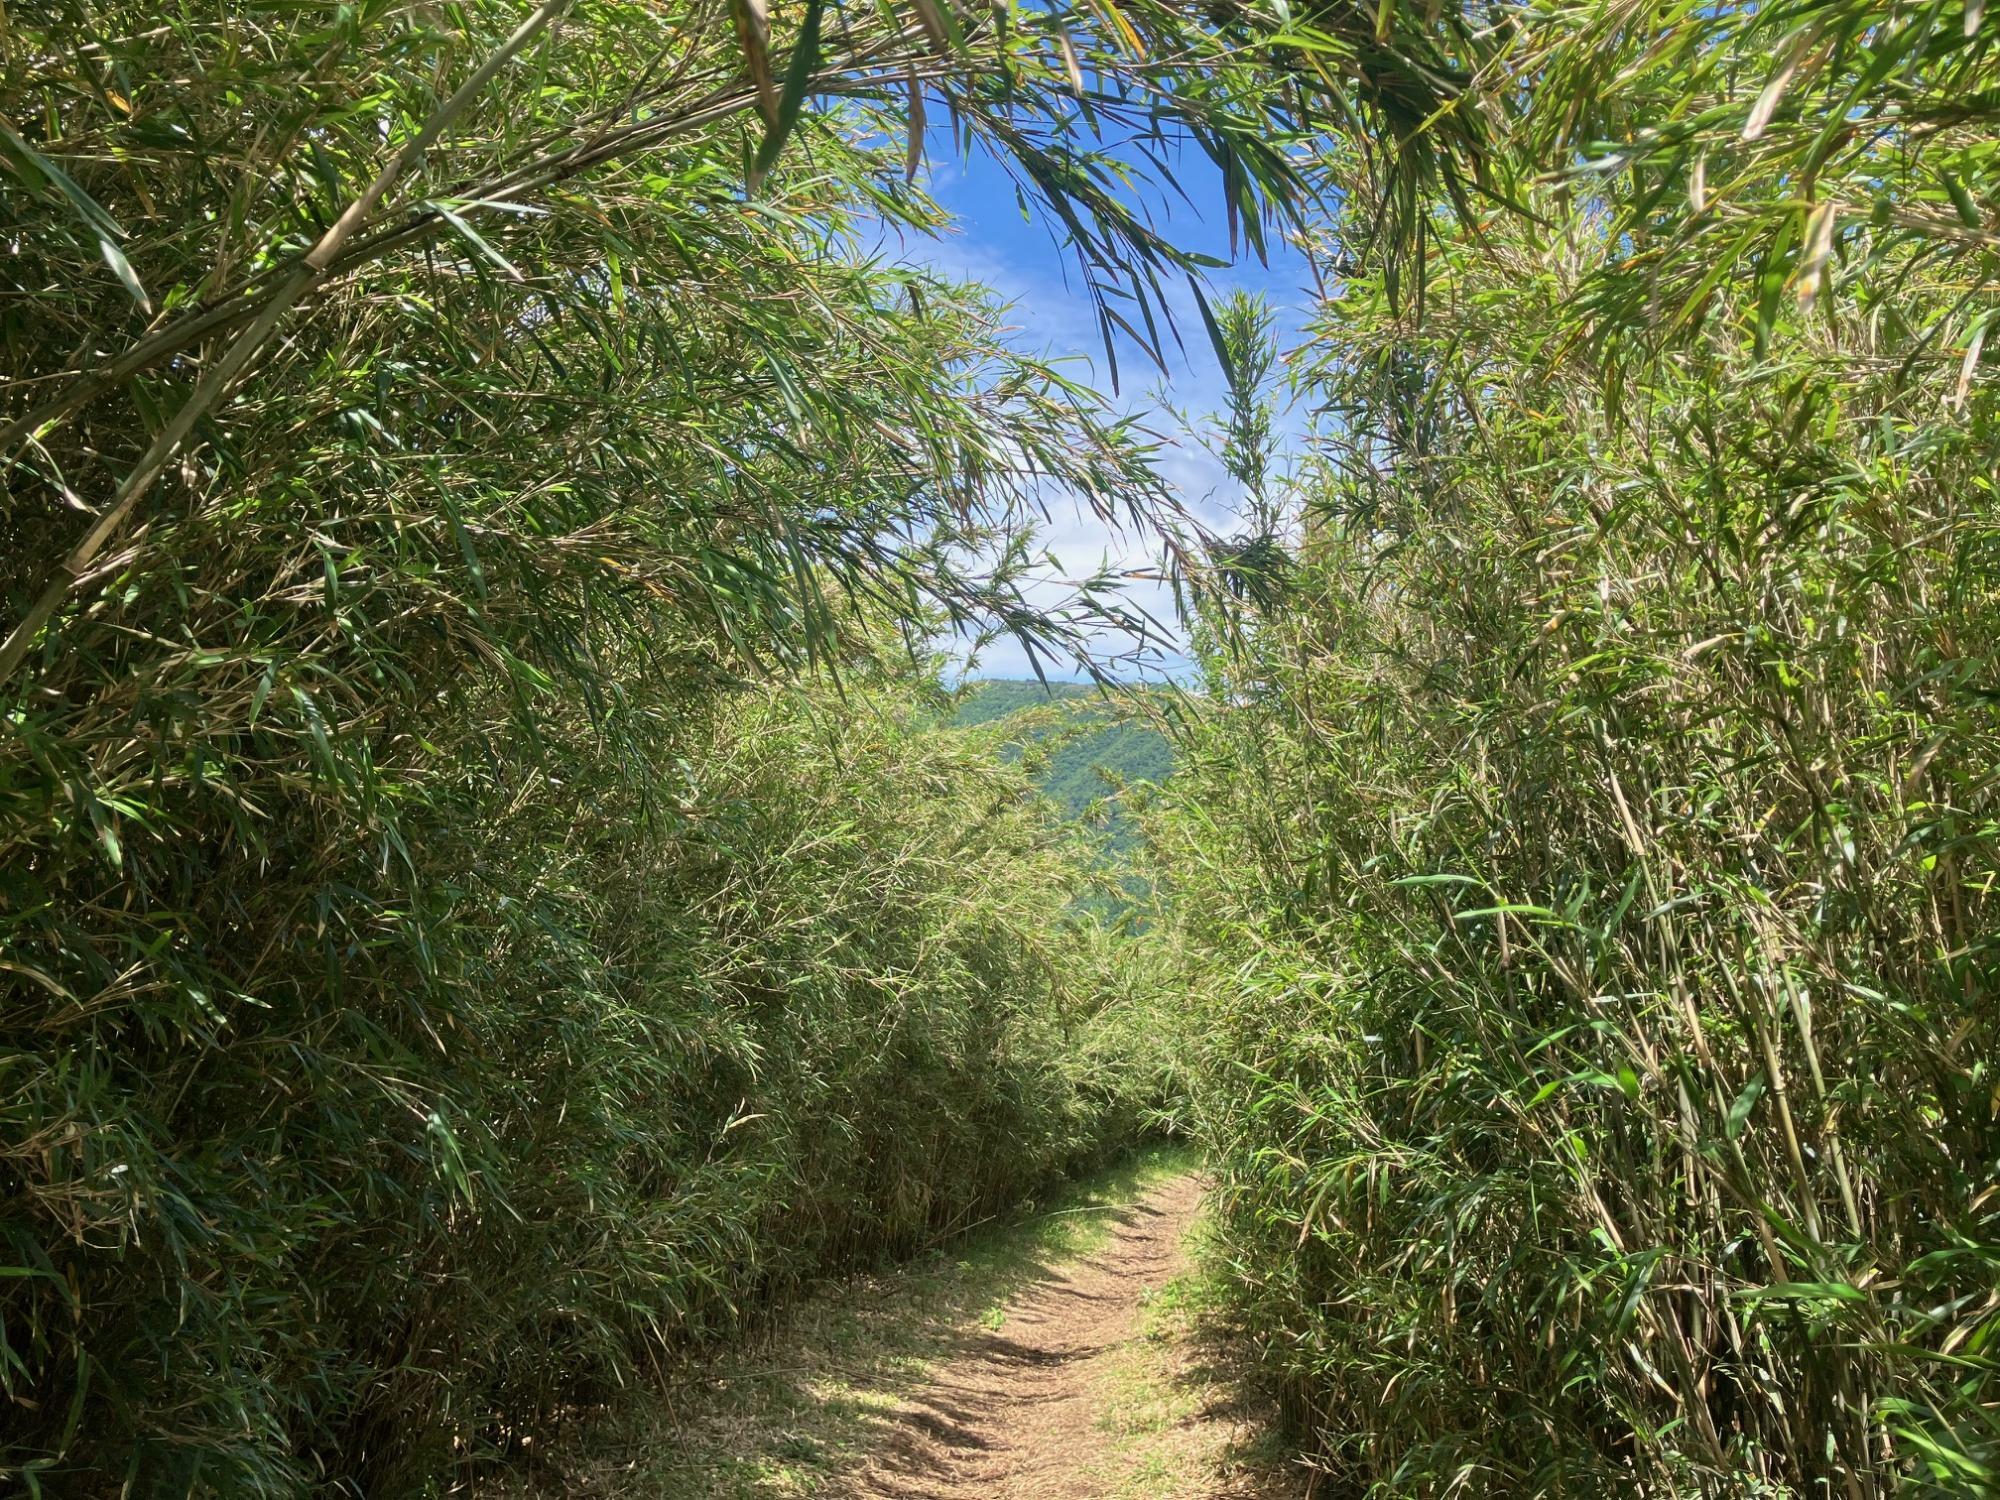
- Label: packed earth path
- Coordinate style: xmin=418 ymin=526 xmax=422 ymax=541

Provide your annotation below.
xmin=491 ymin=1151 xmax=1306 ymax=1499
xmin=843 ymin=1173 xmax=1297 ymax=1500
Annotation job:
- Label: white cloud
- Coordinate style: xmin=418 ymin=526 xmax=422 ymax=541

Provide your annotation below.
xmin=879 ymin=217 xmax=1313 ymax=681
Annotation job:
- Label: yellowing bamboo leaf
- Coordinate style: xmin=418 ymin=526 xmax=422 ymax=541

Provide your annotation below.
xmin=1954 ymin=316 xmax=1989 ymax=409
xmin=1744 ymin=31 xmax=1815 ymax=141
xmin=1081 ymin=0 xmax=1147 ymax=59
xmin=1057 ymin=30 xmax=1086 ymax=97
xmin=1796 ymin=199 xmax=1837 ymax=311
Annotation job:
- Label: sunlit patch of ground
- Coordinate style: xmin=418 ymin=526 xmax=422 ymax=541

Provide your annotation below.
xmin=482 ymin=1145 xmax=1303 ymax=1498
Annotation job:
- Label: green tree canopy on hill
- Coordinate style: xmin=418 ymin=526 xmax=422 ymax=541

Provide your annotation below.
xmin=951 ymin=680 xmax=1175 ymax=844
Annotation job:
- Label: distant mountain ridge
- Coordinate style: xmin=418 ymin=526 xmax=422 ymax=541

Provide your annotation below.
xmin=950 ymin=680 xmax=1174 ymax=850
xmin=951 ymin=678 xmax=1097 ymax=727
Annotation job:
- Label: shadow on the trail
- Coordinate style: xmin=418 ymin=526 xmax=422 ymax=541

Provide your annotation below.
xmin=797 ymin=1213 xmax=1144 ymax=1496
xmin=1146 ymin=1284 xmax=1317 ymax=1500
xmin=637 ymin=1150 xmax=1185 ymax=1498
xmin=469 ymin=1149 xmax=1313 ymax=1500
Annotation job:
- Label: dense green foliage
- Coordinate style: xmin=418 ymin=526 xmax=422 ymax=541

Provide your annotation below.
xmin=4 ymin=628 xmax=1165 ymax=1495
xmin=10 ymin=0 xmax=2000 ymax=1493
xmin=0 ymin=0 xmax=1288 ymax=1489
xmin=1158 ymin=5 xmax=2000 ymax=1493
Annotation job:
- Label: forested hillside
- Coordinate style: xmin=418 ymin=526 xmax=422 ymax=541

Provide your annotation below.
xmin=5 ymin=0 xmax=1997 ymax=1496
xmin=950 ymin=679 xmax=1099 ymax=727
xmin=953 ymin=679 xmax=1174 ymax=839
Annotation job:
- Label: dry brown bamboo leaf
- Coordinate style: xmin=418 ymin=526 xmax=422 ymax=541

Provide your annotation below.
xmin=908 ymin=0 xmax=951 ymax=52
xmin=731 ymin=0 xmax=780 ymax=128
xmin=905 ymin=65 xmax=927 ymax=181
xmin=1743 ymin=31 xmax=1817 ymax=141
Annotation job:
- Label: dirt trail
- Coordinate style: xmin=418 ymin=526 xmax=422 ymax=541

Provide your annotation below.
xmin=843 ymin=1175 xmax=1298 ymax=1500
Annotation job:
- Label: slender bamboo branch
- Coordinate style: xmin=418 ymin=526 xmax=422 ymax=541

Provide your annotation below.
xmin=0 ymin=0 xmax=578 ymax=687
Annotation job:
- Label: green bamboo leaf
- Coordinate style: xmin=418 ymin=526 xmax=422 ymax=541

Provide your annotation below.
xmin=1755 ymin=208 xmax=1800 ymax=356
xmin=1725 ymin=1072 xmax=1766 ymax=1139
xmin=1738 ymin=1281 xmax=1867 ymax=1303
xmin=1942 ymin=171 xmax=1982 ymax=229
xmin=433 ymin=203 xmax=524 ymax=280
xmin=248 ymin=659 xmax=278 ymax=726
xmin=1453 ymin=902 xmax=1566 ymax=922
xmin=1187 ymin=277 xmax=1236 ymax=390
xmin=0 ymin=116 xmax=150 ymax=311
xmin=1613 ymin=1248 xmax=1664 ymax=1331
xmin=754 ymin=0 xmax=826 ymax=177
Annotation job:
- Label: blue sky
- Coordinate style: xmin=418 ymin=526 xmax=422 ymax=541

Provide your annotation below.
xmin=887 ymin=125 xmax=1317 ymax=681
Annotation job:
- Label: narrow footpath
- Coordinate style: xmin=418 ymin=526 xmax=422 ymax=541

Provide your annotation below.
xmin=490 ymin=1153 xmax=1304 ymax=1499
xmin=843 ymin=1173 xmax=1298 ymax=1500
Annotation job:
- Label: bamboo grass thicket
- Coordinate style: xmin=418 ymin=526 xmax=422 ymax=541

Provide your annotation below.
xmin=1154 ymin=2 xmax=2000 ymax=1488
xmin=10 ymin=0 xmax=2000 ymax=1493
xmin=0 ymin=0 xmax=1296 ymax=1488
